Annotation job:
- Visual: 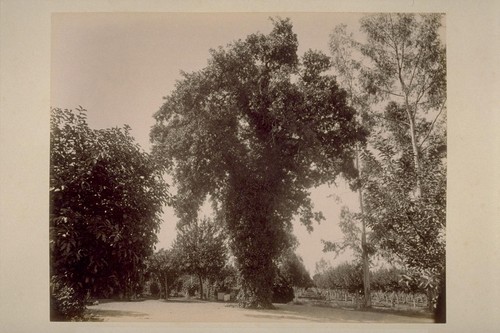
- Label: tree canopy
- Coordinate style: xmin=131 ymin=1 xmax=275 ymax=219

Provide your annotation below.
xmin=277 ymin=249 xmax=314 ymax=288
xmin=172 ymin=217 xmax=228 ymax=299
xmin=151 ymin=18 xmax=366 ymax=308
xmin=313 ymin=261 xmax=363 ymax=293
xmin=147 ymin=248 xmax=181 ymax=299
xmin=328 ymin=13 xmax=446 ymax=310
xmin=50 ymin=107 xmax=169 ymax=317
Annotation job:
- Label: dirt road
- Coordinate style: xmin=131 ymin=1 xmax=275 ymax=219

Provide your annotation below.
xmin=87 ymin=298 xmax=433 ymax=323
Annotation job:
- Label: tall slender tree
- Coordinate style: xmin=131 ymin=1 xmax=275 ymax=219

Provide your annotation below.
xmin=328 ymin=14 xmax=446 ymax=312
xmin=327 ymin=23 xmax=376 ymax=309
xmin=357 ymin=13 xmax=446 ymax=198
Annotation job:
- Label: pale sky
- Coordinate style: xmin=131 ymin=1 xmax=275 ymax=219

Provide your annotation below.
xmin=51 ymin=12 xmax=366 ymax=274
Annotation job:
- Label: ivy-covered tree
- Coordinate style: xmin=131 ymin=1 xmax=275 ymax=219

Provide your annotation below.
xmin=172 ymin=217 xmax=228 ymax=299
xmin=50 ymin=107 xmax=169 ymax=319
xmin=151 ymin=18 xmax=366 ymax=308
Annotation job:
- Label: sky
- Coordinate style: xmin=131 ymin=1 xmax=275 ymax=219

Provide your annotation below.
xmin=51 ymin=12 xmax=368 ymax=274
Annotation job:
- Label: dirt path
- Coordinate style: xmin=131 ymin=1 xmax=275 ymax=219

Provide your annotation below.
xmin=87 ymin=298 xmax=433 ymax=323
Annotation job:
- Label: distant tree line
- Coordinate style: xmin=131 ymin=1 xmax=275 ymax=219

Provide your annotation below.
xmin=313 ymin=261 xmax=429 ymax=295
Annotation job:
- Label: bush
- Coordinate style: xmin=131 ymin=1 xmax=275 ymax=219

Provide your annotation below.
xmin=272 ymin=274 xmax=294 ymax=304
xmin=50 ymin=279 xmax=86 ymax=321
xmin=149 ymin=281 xmax=160 ymax=297
xmin=178 ymin=275 xmax=199 ymax=297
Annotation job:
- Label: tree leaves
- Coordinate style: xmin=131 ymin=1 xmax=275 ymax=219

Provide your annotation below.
xmin=173 ymin=217 xmax=228 ymax=281
xmin=328 ymin=14 xmax=446 ymax=309
xmin=151 ymin=18 xmax=365 ymax=308
xmin=50 ymin=107 xmax=170 ymax=298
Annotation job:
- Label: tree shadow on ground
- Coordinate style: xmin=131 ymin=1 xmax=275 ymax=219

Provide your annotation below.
xmin=238 ymin=303 xmax=434 ymax=323
xmin=87 ymin=309 xmax=148 ymax=321
xmin=242 ymin=312 xmax=326 ymax=323
xmin=295 ymin=299 xmax=433 ymax=320
xmin=159 ymin=297 xmax=211 ymax=304
xmin=359 ymin=307 xmax=434 ymax=319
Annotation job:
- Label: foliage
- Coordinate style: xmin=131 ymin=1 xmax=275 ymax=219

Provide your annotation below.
xmin=313 ymin=261 xmax=363 ymax=293
xmin=50 ymin=276 xmax=86 ymax=321
xmin=151 ymin=17 xmax=365 ymax=308
xmin=149 ymin=281 xmax=160 ymax=297
xmin=329 ymin=13 xmax=446 ymax=309
xmin=272 ymin=273 xmax=295 ymax=303
xmin=360 ymin=104 xmax=446 ymax=291
xmin=314 ymin=262 xmax=422 ymax=294
xmin=357 ymin=14 xmax=446 ymax=115
xmin=321 ymin=206 xmax=376 ymax=259
xmin=277 ymin=249 xmax=314 ymax=288
xmin=172 ymin=217 xmax=228 ymax=298
xmin=178 ymin=274 xmax=200 ymax=297
xmin=370 ymin=267 xmax=403 ymax=292
xmin=213 ymin=263 xmax=239 ymax=293
xmin=147 ymin=248 xmax=181 ymax=299
xmin=321 ymin=203 xmax=375 ymax=308
xmin=50 ymin=107 xmax=169 ymax=310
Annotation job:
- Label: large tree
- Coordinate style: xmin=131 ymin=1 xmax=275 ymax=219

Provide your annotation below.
xmin=50 ymin=107 xmax=169 ymax=318
xmin=329 ymin=13 xmax=446 ymax=312
xmin=172 ymin=217 xmax=228 ymax=299
xmin=151 ymin=18 xmax=366 ymax=308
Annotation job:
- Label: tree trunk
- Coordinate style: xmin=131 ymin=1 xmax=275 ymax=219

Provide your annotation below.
xmin=403 ymin=98 xmax=423 ymax=198
xmin=356 ymin=149 xmax=371 ymax=308
xmin=198 ymin=275 xmax=204 ymax=300
xmin=427 ymin=288 xmax=434 ymax=312
xmin=164 ymin=276 xmax=168 ymax=300
xmin=435 ymin=271 xmax=446 ymax=322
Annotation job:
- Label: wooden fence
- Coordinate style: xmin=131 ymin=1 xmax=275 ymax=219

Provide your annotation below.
xmin=294 ymin=288 xmax=428 ymax=309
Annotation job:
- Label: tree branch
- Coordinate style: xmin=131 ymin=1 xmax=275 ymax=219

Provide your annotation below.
xmin=369 ymin=111 xmax=410 ymax=127
xmin=407 ymin=47 xmax=423 ymax=89
xmin=404 ymin=210 xmax=429 ymax=248
xmin=380 ymin=88 xmax=405 ymax=98
xmin=418 ymin=98 xmax=447 ymax=149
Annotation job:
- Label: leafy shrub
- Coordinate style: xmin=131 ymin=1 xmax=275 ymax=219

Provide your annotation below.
xmin=272 ymin=274 xmax=294 ymax=303
xmin=313 ymin=262 xmax=363 ymax=293
xmin=178 ymin=274 xmax=199 ymax=296
xmin=50 ymin=279 xmax=86 ymax=321
xmin=371 ymin=267 xmax=402 ymax=292
xmin=149 ymin=281 xmax=160 ymax=297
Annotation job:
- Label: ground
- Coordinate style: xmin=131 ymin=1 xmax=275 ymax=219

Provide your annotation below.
xmin=86 ymin=297 xmax=434 ymax=323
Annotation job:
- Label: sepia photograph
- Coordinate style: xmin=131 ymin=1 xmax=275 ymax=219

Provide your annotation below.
xmin=50 ymin=12 xmax=445 ymax=323
xmin=1 ymin=1 xmax=499 ymax=332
